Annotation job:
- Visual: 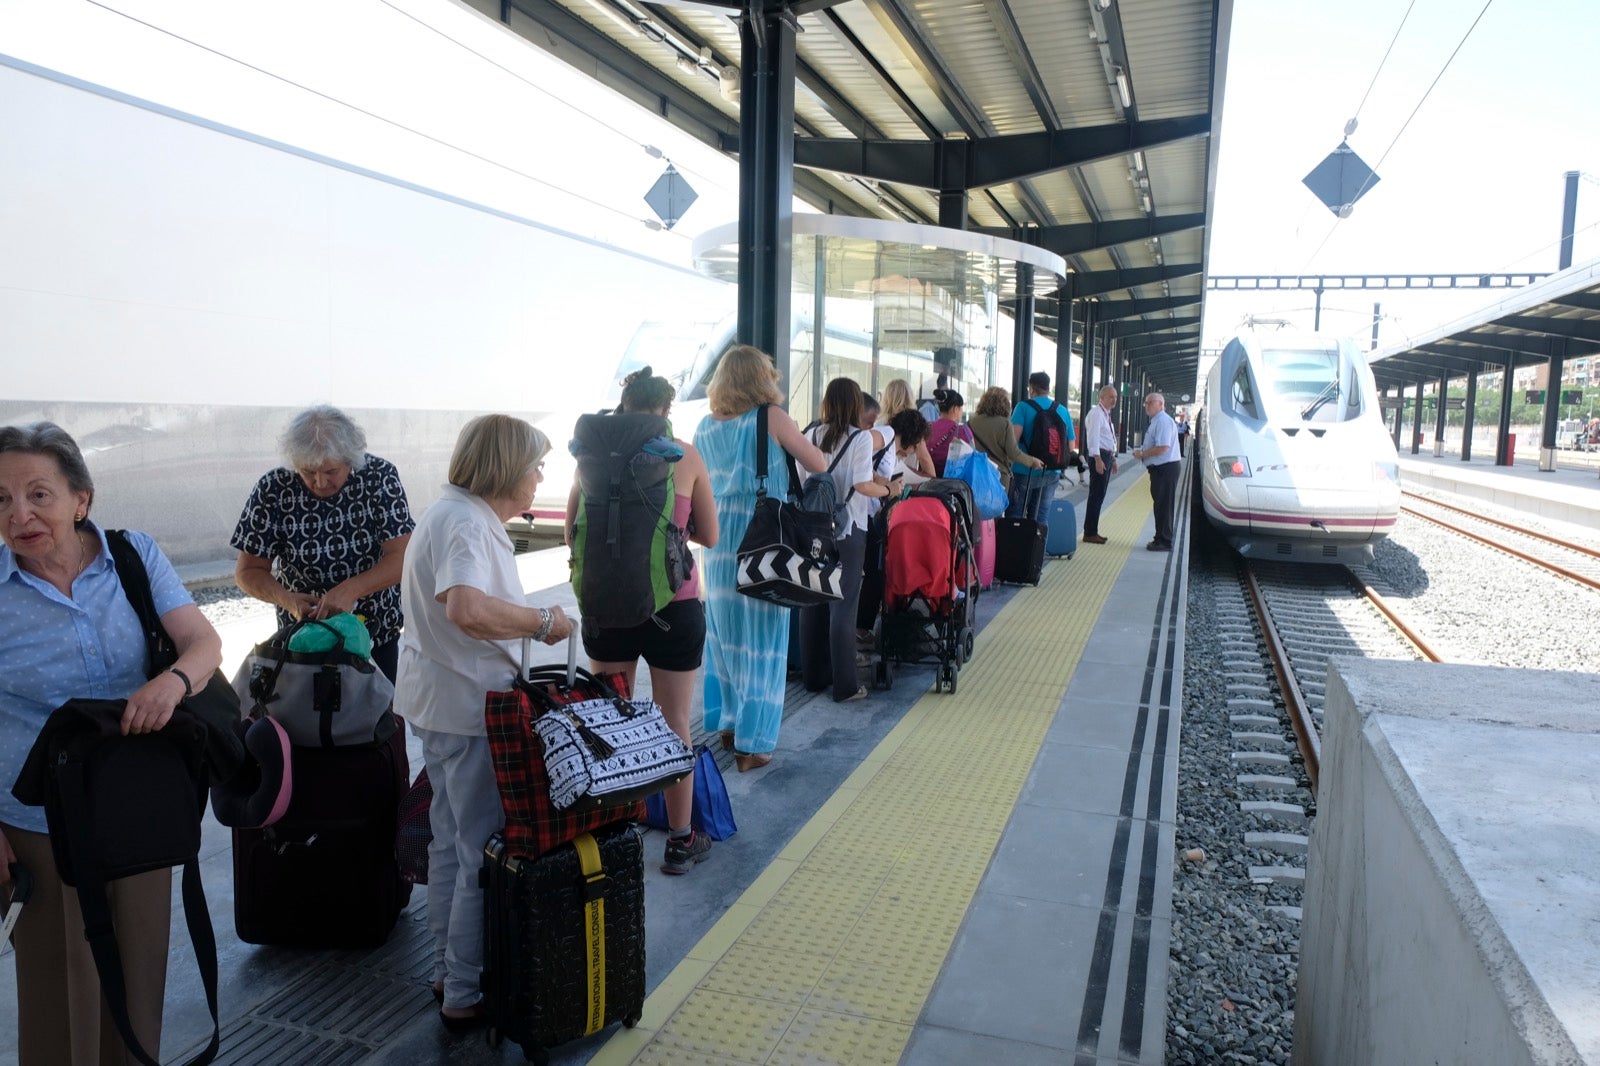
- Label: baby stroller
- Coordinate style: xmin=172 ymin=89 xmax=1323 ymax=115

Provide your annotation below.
xmin=874 ymin=478 xmax=980 ymax=694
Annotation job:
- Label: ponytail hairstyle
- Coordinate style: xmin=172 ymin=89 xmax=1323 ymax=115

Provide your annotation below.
xmin=933 ymin=388 xmax=966 ymax=415
xmin=619 ymin=366 xmax=676 ymax=414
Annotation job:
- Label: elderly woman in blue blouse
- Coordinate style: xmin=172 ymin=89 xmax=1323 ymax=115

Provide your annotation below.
xmin=0 ymin=421 xmax=224 ymax=1066
xmin=232 ymin=405 xmax=414 ymax=681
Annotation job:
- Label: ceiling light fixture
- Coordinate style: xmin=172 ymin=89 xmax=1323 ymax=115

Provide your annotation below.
xmin=1133 ymin=150 xmax=1145 ymax=170
xmin=1114 ymin=67 xmax=1132 ymax=109
xmin=1141 ymin=193 xmax=1153 ymax=213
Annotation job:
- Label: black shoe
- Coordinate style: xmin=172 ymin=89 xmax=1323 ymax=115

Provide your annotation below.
xmin=439 ymin=1003 xmax=490 ymax=1033
xmin=662 ymin=829 xmax=713 ymax=875
xmin=1147 ymin=540 xmax=1172 ymax=552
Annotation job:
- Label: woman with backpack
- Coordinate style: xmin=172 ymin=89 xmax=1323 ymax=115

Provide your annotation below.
xmin=694 ymin=346 xmax=826 ymax=772
xmin=564 ymin=368 xmax=721 ymax=874
xmin=926 ymin=389 xmax=975 ymax=477
xmin=800 ymin=378 xmax=892 ymax=703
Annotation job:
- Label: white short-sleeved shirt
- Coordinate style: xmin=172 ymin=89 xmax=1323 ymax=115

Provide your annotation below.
xmin=394 ymin=486 xmax=525 ymax=735
xmin=1142 ymin=411 xmax=1180 ymax=466
xmin=806 ymin=426 xmax=875 ymax=534
xmin=866 ymin=425 xmax=896 ymax=516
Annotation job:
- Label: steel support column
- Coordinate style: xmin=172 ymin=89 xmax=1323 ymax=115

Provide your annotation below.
xmin=1432 ymin=372 xmax=1449 ymax=457
xmin=735 ymin=6 xmax=797 ymax=402
xmin=1390 ymin=388 xmax=1404 ymax=449
xmin=1053 ymin=284 xmax=1073 ymax=410
xmin=1012 ymin=263 xmax=1035 ymax=404
xmin=1540 ymin=341 xmax=1566 ymax=471
xmin=1496 ymin=353 xmax=1515 ymax=465
xmin=1462 ymin=371 xmax=1478 ymax=461
xmin=1410 ymin=379 xmax=1424 ymax=455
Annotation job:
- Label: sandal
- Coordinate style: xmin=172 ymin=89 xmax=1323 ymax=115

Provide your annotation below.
xmin=734 ymin=750 xmax=773 ymax=772
xmin=838 ymin=686 xmax=869 ymax=703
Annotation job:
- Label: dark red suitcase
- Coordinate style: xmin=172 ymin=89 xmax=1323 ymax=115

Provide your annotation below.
xmin=482 ymin=822 xmax=646 ymax=1063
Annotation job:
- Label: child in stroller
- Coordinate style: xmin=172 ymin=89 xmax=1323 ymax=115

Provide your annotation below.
xmin=874 ymin=478 xmax=979 ymax=693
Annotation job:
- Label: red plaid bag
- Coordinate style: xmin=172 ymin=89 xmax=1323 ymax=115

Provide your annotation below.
xmin=484 ymin=639 xmax=645 ymax=858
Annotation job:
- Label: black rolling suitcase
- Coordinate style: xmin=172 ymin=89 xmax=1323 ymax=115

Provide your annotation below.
xmin=993 ymin=480 xmax=1047 ymax=585
xmin=482 ymin=821 xmax=646 ymax=1063
xmin=232 ymin=723 xmax=411 ymax=947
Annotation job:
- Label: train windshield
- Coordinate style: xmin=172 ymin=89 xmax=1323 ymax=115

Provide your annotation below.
xmin=1259 ymin=347 xmax=1351 ymax=422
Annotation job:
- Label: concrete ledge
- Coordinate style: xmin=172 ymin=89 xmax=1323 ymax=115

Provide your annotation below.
xmin=1396 ymin=457 xmax=1599 ymax=528
xmin=1294 ymin=660 xmax=1600 ymax=1066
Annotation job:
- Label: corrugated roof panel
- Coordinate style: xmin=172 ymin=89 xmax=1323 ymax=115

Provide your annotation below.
xmin=831 ymin=3 xmax=961 ymax=134
xmin=907 ymin=0 xmax=1046 ymax=135
xmin=1120 ymin=0 xmax=1214 ymax=120
xmin=1013 ymin=0 xmax=1122 ymax=127
xmin=797 ymin=12 xmax=930 ymax=140
xmin=1147 ymin=136 xmax=1210 ymax=213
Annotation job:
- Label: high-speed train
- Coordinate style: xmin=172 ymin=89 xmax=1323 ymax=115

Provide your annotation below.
xmin=1197 ymin=331 xmax=1400 ymax=564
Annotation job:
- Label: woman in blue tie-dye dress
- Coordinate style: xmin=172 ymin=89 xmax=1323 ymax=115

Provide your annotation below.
xmin=694 ymin=346 xmax=825 ymax=772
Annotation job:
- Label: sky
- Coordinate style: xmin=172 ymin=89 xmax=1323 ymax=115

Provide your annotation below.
xmin=1203 ymin=0 xmax=1600 ymax=353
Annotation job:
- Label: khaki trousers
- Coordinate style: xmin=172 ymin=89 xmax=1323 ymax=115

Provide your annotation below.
xmin=4 ymin=824 xmax=171 ymax=1066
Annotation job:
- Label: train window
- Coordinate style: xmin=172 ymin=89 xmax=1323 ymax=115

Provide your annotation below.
xmin=1230 ymin=364 xmax=1261 ymax=419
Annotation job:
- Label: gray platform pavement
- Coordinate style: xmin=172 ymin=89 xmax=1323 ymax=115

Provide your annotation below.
xmin=1 ymin=459 xmax=1185 ymax=1066
xmin=1396 ymin=449 xmax=1600 ymax=531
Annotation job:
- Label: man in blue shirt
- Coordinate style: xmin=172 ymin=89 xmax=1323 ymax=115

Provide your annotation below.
xmin=1007 ymin=372 xmax=1075 ymax=530
xmin=1132 ymin=392 xmax=1181 ymax=551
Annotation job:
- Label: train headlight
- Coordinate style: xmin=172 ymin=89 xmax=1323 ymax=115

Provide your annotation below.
xmin=1372 ymin=461 xmax=1399 ymax=483
xmin=1216 ymin=455 xmax=1251 ymax=479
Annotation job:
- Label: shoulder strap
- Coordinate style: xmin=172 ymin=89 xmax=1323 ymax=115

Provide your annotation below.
xmin=752 ymin=404 xmax=769 ymax=492
xmin=823 ymin=428 xmax=859 ymax=475
xmin=58 ymin=759 xmax=220 ymax=1066
xmin=106 ymin=530 xmax=177 ymax=675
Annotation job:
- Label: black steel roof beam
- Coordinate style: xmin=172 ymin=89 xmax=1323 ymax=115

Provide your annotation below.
xmin=1208 ymin=272 xmax=1548 ymax=291
xmin=1072 ymin=263 xmax=1202 ymax=297
xmin=1121 ymin=339 xmax=1199 ymax=360
xmin=865 ymin=0 xmax=988 ymax=135
xmin=813 ymin=8 xmax=940 ymax=139
xmin=1550 ymin=293 xmax=1600 ymax=312
xmin=1094 ymin=293 xmax=1203 ymax=319
xmin=1446 ymin=330 xmax=1571 ymax=358
xmin=505 ymin=0 xmax=738 ymax=149
xmin=1402 ymin=348 xmax=1505 ymax=375
xmin=1493 ymin=314 xmax=1600 ymax=344
xmin=793 ymin=115 xmax=1209 ymax=190
xmin=974 ymin=213 xmax=1204 ymax=255
xmin=982 ymin=0 xmax=1058 ymax=127
xmin=1102 ymin=314 xmax=1202 ymax=339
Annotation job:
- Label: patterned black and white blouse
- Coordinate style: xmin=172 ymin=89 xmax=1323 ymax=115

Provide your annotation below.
xmin=230 ymin=456 xmax=415 ymax=646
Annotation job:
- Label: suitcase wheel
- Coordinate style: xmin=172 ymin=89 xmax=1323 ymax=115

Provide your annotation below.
xmin=625 ymin=1013 xmax=641 ymax=1028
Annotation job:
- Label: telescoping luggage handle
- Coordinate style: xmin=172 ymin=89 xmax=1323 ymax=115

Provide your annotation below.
xmin=519 ymin=629 xmax=579 ymax=689
xmin=2 ymin=863 xmax=32 ymax=943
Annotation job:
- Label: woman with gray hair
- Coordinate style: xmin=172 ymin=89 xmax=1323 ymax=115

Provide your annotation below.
xmin=231 ymin=405 xmax=415 ymax=681
xmin=394 ymin=414 xmax=573 ymax=1030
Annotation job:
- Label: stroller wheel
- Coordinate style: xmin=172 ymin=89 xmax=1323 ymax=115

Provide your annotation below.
xmin=946 ymin=665 xmax=959 ymax=695
xmin=961 ymin=628 xmax=975 ymax=663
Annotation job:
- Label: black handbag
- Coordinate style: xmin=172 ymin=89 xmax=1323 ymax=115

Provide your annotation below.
xmin=12 ymin=699 xmax=221 ymax=1066
xmin=734 ymin=405 xmax=844 ymax=608
xmin=105 ymin=529 xmax=247 ymax=784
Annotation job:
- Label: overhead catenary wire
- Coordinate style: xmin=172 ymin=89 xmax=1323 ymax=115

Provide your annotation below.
xmin=1346 ymin=0 xmax=1417 ymax=133
xmin=1301 ymin=0 xmax=1497 ymax=272
xmin=81 ymin=0 xmax=701 ymax=239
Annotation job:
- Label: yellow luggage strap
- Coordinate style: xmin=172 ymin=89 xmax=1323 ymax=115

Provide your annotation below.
xmin=573 ymin=833 xmax=607 ymax=1035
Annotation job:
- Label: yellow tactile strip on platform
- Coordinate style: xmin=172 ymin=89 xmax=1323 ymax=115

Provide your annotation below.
xmin=594 ymin=477 xmax=1152 ymax=1066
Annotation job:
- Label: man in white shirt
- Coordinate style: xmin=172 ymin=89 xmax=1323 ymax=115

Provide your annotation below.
xmin=1131 ymin=392 xmax=1181 ymax=551
xmin=1081 ymin=385 xmax=1119 ymax=544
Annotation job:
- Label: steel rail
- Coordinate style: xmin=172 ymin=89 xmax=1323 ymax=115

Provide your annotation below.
xmin=1400 ymin=505 xmax=1600 ymax=593
xmin=1401 ymin=490 xmax=1599 ymax=560
xmin=1242 ymin=564 xmax=1321 ymax=794
xmin=1346 ymin=573 xmax=1446 ymax=664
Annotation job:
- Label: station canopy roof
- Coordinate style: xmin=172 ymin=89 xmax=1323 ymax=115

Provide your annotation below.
xmin=1370 ymin=259 xmax=1600 ymax=391
xmin=468 ymin=0 xmax=1232 ymax=396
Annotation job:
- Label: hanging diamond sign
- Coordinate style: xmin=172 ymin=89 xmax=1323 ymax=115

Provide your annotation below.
xmin=1303 ymin=141 xmax=1379 ymax=218
xmin=644 ymin=164 xmax=697 ymax=231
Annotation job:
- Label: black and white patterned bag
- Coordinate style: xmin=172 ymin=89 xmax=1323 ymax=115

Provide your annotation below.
xmin=526 ymin=642 xmax=694 ymax=812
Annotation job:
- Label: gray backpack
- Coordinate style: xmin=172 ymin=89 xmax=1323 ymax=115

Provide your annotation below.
xmin=799 ymin=427 xmax=860 ymax=540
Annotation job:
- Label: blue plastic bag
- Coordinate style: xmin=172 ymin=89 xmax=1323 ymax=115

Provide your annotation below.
xmin=947 ymin=450 xmax=1008 ymax=520
xmin=642 ymin=744 xmax=738 ymax=841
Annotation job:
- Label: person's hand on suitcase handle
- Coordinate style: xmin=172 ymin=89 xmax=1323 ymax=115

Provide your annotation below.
xmin=531 ymin=604 xmax=573 ymax=646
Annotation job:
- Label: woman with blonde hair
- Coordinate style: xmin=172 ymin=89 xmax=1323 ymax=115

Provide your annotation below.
xmin=395 ymin=414 xmax=574 ymax=1029
xmin=879 ymin=379 xmax=934 ymax=482
xmin=970 ymin=386 xmax=1043 ymax=491
xmin=693 ymin=347 xmax=825 ymax=771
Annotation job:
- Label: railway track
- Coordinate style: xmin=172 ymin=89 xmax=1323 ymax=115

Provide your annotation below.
xmin=1400 ymin=489 xmax=1600 ymax=591
xmin=1212 ymin=560 xmax=1438 ymax=921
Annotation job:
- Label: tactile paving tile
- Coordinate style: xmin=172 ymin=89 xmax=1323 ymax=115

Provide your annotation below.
xmin=599 ymin=481 xmax=1153 ymax=1064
